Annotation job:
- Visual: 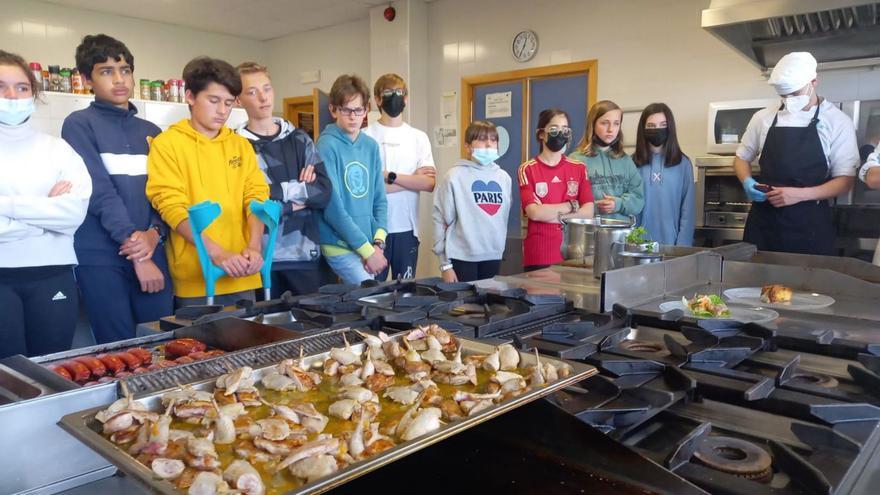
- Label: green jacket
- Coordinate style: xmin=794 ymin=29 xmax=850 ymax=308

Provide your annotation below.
xmin=569 ymin=147 xmax=644 ymax=221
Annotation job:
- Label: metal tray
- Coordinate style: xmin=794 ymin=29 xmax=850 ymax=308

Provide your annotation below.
xmin=60 ymin=333 xmax=596 ymax=495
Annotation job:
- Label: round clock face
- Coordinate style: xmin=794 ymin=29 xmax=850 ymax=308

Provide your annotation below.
xmin=512 ymin=30 xmax=538 ymax=62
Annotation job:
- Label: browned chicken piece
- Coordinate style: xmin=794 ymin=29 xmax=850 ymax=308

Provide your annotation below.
xmin=213 ymin=389 xmax=236 ymax=406
xmin=393 ymin=356 xmax=407 ymax=370
xmin=420 ymin=386 xmax=442 ymax=406
xmin=175 ymin=467 xmax=200 ymax=490
xmin=404 ymin=360 xmax=432 ymax=375
xmin=379 ymin=418 xmax=399 ymax=437
xmin=338 ymin=364 xmax=359 ymax=376
xmin=364 ymin=438 xmax=395 ymax=456
xmin=439 ymin=398 xmax=464 ymax=421
xmin=364 ymin=373 xmax=395 ymax=392
xmin=233 ymin=438 xmax=276 ymax=465
xmin=110 ymin=424 xmax=141 ymax=444
xmin=761 ymin=284 xmax=793 ymax=303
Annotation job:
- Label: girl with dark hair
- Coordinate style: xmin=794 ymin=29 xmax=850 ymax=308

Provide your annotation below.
xmin=569 ymin=100 xmax=643 ymax=221
xmin=0 ymin=50 xmax=91 ymax=357
xmin=518 ymin=108 xmax=594 ymax=270
xmin=633 ymin=103 xmax=695 ymax=246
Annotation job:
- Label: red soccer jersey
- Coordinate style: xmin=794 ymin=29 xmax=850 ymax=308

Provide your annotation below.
xmin=518 ymin=155 xmax=594 ymax=266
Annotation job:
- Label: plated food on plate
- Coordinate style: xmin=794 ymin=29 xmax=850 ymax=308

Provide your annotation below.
xmin=92 ymin=326 xmax=570 ymax=494
xmin=682 ymin=294 xmax=731 ymax=318
xmin=760 ymin=284 xmax=793 ymax=304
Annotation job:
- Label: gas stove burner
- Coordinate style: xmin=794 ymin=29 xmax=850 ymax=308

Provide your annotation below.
xmin=619 ymin=339 xmax=670 ymax=357
xmin=789 ymin=371 xmax=839 ymax=388
xmin=693 ymin=436 xmax=773 ymax=483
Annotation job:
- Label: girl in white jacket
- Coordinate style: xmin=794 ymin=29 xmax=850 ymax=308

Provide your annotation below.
xmin=0 ymin=51 xmax=91 ymax=358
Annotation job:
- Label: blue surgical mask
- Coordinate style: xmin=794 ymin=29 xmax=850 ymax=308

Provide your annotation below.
xmin=0 ymin=98 xmax=35 ymax=126
xmin=472 ymin=147 xmax=500 ymax=166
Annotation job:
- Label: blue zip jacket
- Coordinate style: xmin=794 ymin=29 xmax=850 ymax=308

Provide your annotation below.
xmin=316 ymin=124 xmax=387 ymax=259
xmin=62 ymin=100 xmax=164 ymax=266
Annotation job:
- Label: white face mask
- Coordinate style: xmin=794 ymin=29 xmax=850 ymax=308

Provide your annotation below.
xmin=783 ymin=85 xmax=813 ymax=113
xmin=0 ymin=97 xmax=35 ymax=126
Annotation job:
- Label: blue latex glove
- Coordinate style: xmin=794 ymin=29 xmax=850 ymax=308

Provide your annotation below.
xmin=742 ymin=177 xmax=766 ymax=202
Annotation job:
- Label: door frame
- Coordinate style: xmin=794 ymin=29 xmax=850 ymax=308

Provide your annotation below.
xmin=459 ymin=60 xmax=598 ymax=158
xmin=282 ymin=95 xmax=313 ymax=126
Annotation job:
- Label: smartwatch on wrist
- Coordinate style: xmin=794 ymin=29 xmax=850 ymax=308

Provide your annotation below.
xmin=386 ymin=172 xmax=397 ymax=185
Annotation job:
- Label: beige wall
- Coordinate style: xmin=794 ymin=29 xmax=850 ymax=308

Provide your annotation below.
xmin=3 ymin=0 xmax=263 ymax=82
xmin=266 ymin=19 xmax=371 ymax=106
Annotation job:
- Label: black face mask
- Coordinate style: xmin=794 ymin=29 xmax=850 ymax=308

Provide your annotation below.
xmin=545 ymin=133 xmax=569 ymax=152
xmin=644 ymin=128 xmax=669 ymax=147
xmin=381 ymin=94 xmax=405 ymax=118
xmin=593 ymin=134 xmax=618 ymax=148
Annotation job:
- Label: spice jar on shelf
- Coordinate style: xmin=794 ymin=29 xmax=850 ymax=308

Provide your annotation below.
xmin=48 ymin=65 xmax=61 ymax=92
xmin=139 ymin=79 xmax=150 ymax=100
xmin=150 ymin=80 xmax=163 ymax=101
xmin=71 ymin=69 xmax=84 ymax=94
xmin=59 ymin=68 xmax=72 ymax=93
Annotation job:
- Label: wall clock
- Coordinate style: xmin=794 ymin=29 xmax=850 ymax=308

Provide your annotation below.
xmin=512 ymin=30 xmax=538 ymax=62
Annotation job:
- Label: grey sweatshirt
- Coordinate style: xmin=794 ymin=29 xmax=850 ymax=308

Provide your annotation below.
xmin=432 ymin=158 xmax=512 ymax=266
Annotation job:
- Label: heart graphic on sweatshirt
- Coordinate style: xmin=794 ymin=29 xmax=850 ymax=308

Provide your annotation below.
xmin=471 ymin=180 xmax=504 ymax=215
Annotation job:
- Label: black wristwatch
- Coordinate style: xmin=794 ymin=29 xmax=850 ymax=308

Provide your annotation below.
xmin=149 ymin=224 xmax=165 ymax=244
xmin=373 ymin=240 xmax=386 ymax=250
xmin=568 ymin=200 xmax=579 ymax=213
xmin=386 ymin=171 xmax=397 ymax=185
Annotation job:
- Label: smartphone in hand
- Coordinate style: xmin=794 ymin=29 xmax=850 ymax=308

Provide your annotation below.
xmin=755 ymin=184 xmax=774 ymax=193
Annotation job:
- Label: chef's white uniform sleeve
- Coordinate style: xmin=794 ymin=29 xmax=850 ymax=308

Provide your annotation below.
xmin=859 ymin=143 xmax=880 ymax=184
xmin=735 ymin=111 xmax=765 ymax=163
xmin=828 ymin=115 xmax=860 ymax=177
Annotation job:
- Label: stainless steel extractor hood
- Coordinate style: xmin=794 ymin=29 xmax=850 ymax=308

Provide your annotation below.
xmin=702 ymin=0 xmax=880 ymax=69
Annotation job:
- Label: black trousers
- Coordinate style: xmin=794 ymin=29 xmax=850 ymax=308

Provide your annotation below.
xmin=451 ymin=259 xmax=501 ymax=283
xmin=0 ymin=265 xmax=78 ymax=358
xmin=378 ymin=231 xmax=420 ymax=281
xmin=75 ymin=261 xmax=173 ymax=344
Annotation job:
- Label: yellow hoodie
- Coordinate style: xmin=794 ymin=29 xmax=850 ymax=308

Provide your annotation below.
xmin=146 ymin=119 xmax=269 ymax=297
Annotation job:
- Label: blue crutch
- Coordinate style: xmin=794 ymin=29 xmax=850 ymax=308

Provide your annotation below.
xmin=249 ymin=199 xmax=282 ymax=301
xmin=187 ymin=201 xmax=226 ymax=305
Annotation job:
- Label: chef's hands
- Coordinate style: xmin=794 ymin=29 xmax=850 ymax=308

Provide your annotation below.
xmin=742 ymin=177 xmax=767 ymax=202
xmin=119 ymin=229 xmax=160 ymax=262
xmin=766 ymin=186 xmax=805 ymax=208
xmin=133 ymin=259 xmax=165 ymax=293
xmin=363 ymin=249 xmax=388 ymax=276
xmin=595 ymin=194 xmax=618 ymax=214
xmin=441 ymin=268 xmax=458 ymax=283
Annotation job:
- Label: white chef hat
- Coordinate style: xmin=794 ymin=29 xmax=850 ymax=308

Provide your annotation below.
xmin=768 ymin=52 xmax=817 ymax=95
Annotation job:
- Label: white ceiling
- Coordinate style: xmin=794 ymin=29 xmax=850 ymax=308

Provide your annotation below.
xmin=40 ymin=0 xmax=391 ymax=41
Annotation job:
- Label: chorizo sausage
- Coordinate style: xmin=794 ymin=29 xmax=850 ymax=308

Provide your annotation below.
xmin=164 ymin=339 xmax=207 ymax=359
xmin=60 ymin=360 xmax=91 ymax=382
xmin=73 ymin=356 xmax=107 ymax=377
xmin=97 ymin=354 xmax=126 ymax=375
xmin=127 ymin=347 xmax=153 ymax=365
xmin=49 ymin=364 xmax=73 ymax=381
xmin=114 ymin=352 xmax=142 ymax=370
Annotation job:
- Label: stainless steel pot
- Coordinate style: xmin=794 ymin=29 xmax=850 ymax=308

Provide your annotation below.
xmin=617 ymin=250 xmax=664 ymax=268
xmin=592 ymin=216 xmax=637 ymax=278
xmin=559 ymin=217 xmax=597 ymax=262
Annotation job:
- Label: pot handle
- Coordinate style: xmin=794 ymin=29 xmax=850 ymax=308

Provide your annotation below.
xmin=557 ymin=212 xmax=568 ymax=225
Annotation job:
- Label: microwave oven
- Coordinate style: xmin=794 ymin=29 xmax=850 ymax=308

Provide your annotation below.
xmin=707 ymin=98 xmax=779 ymax=154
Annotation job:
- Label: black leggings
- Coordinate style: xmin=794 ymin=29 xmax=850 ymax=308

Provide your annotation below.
xmin=451 ymin=259 xmax=501 ymax=282
xmin=0 ymin=265 xmax=78 ymax=358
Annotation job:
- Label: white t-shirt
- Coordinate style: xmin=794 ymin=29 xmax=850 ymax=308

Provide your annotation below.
xmin=363 ymin=121 xmax=435 ymax=237
xmin=736 ymin=99 xmax=860 ymax=178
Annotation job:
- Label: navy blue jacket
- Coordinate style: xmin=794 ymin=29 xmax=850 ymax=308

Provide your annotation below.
xmin=62 ymin=100 xmax=164 ymax=266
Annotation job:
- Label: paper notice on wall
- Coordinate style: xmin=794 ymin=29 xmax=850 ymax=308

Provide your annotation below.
xmin=441 ymin=91 xmax=457 ymax=126
xmin=434 ymin=126 xmax=458 ymax=148
xmin=485 ymin=91 xmax=512 ymax=119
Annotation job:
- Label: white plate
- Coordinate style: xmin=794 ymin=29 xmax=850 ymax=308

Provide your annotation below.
xmin=658 ymin=300 xmax=779 ymax=324
xmin=723 ymin=287 xmax=835 ymax=310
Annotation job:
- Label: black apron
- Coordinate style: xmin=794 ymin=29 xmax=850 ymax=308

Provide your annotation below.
xmin=743 ymin=103 xmax=835 ymax=256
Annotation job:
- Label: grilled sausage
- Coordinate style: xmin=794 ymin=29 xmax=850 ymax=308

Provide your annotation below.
xmin=187 ymin=351 xmax=210 ymax=361
xmin=50 ymin=364 xmax=73 ymax=381
xmin=175 ymin=356 xmax=194 ymax=364
xmin=127 ymin=347 xmax=153 ymax=365
xmin=131 ymin=367 xmax=149 ymax=374
xmin=115 ymin=352 xmax=142 ymax=370
xmin=164 ymin=338 xmax=207 ymax=359
xmin=73 ymin=356 xmax=107 ymax=377
xmin=60 ymin=360 xmax=91 ymax=382
xmin=96 ymin=354 xmax=126 ymax=375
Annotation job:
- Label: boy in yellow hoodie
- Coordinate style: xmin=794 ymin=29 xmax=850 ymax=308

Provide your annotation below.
xmin=146 ymin=57 xmax=269 ymax=307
